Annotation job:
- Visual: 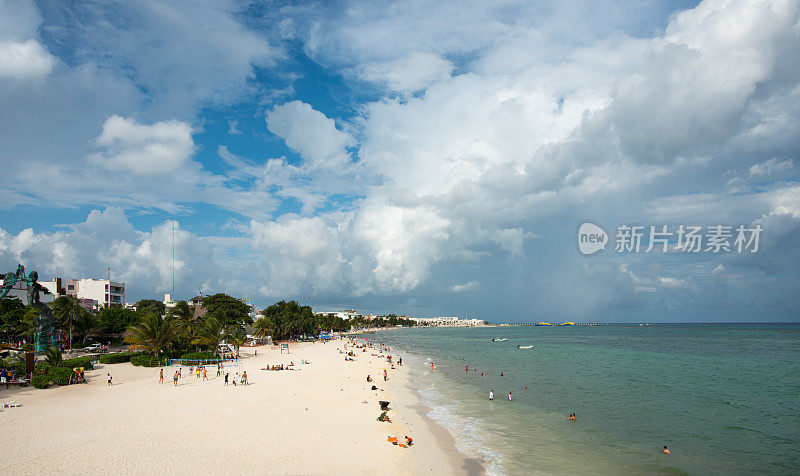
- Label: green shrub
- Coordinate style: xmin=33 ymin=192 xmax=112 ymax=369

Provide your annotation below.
xmin=99 ymin=352 xmax=146 ymax=364
xmin=48 ymin=366 xmax=73 ymax=386
xmin=130 ymin=355 xmax=160 ymax=367
xmin=180 ymin=351 xmax=216 ymax=360
xmin=59 ymin=356 xmax=94 ymax=370
xmin=31 ymin=374 xmax=49 ymax=389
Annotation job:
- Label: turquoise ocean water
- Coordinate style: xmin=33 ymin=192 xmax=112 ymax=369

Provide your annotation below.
xmin=360 ymin=324 xmax=800 ymax=475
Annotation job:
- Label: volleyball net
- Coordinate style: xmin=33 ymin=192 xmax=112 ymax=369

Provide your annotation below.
xmin=168 ymin=358 xmax=239 ymax=368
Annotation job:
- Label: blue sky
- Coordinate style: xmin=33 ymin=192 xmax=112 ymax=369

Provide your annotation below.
xmin=0 ymin=0 xmax=798 ymax=322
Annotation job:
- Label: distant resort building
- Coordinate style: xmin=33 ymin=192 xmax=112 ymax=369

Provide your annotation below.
xmin=410 ymin=316 xmax=486 ymax=327
xmin=315 ymin=309 xmax=360 ymax=320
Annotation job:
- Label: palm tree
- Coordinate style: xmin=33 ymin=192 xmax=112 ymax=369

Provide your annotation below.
xmin=227 ymin=325 xmax=248 ymax=357
xmin=253 ymin=316 xmax=273 ymax=339
xmin=124 ymin=313 xmax=182 ymax=360
xmin=50 ymin=295 xmax=89 ymax=349
xmin=190 ymin=315 xmax=227 ymax=352
xmin=44 ymin=346 xmax=62 ymax=366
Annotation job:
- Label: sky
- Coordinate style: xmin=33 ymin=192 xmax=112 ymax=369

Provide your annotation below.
xmin=0 ymin=0 xmax=798 ymax=322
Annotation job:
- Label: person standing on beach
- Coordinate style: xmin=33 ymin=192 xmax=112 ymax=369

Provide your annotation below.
xmin=242 ymin=371 xmax=247 ymax=385
xmin=202 ymin=368 xmax=208 ymax=381
xmin=217 ymin=363 xmax=221 ymax=376
xmin=489 ymin=390 xmax=494 ymax=400
xmin=159 ymin=368 xmax=164 ymax=384
xmin=224 ymin=373 xmax=229 ymax=386
xmin=173 ymin=371 xmax=179 ymax=386
xmin=107 ymin=373 xmax=112 ymax=386
xmin=383 ymin=369 xmax=388 ymax=381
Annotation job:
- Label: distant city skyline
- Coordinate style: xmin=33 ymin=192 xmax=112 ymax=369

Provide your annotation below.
xmin=1 ymin=1 xmax=798 ymax=322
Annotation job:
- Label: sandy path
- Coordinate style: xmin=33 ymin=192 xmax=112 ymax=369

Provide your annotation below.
xmin=0 ymin=339 xmax=473 ymax=475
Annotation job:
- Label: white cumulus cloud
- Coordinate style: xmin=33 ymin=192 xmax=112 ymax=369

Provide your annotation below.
xmin=90 ymin=116 xmax=196 ymax=175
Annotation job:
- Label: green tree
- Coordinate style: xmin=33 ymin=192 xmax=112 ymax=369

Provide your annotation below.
xmin=50 ymin=295 xmax=91 ymax=348
xmin=260 ymin=300 xmax=316 ymax=340
xmin=97 ymin=307 xmax=140 ymax=335
xmin=124 ymin=313 xmax=182 ymax=360
xmin=0 ymin=297 xmax=25 ymax=341
xmin=190 ymin=314 xmax=228 ymax=352
xmin=253 ymin=316 xmax=274 ymax=338
xmin=201 ymin=294 xmax=252 ymax=327
xmin=44 ymin=346 xmax=62 ymax=366
xmin=167 ymin=301 xmax=195 ymax=350
xmin=136 ymin=299 xmax=166 ymax=317
xmin=227 ymin=325 xmax=248 ymax=357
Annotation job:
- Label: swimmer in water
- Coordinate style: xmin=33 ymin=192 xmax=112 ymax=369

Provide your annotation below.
xmin=524 ymin=386 xmax=528 ymax=391
xmin=489 ymin=389 xmax=494 ymax=401
xmin=662 ymin=446 xmax=670 ymax=454
xmin=500 ymin=371 xmax=504 ymax=376
xmin=568 ymin=413 xmax=575 ymax=421
xmin=508 ymin=392 xmax=514 ymax=401
xmin=466 ymin=365 xmax=469 ymax=372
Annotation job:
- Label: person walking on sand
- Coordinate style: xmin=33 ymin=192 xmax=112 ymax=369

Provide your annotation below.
xmin=159 ymin=368 xmax=164 ymax=384
xmin=233 ymin=372 xmax=238 ymax=386
xmin=173 ymin=371 xmax=179 ymax=386
xmin=107 ymin=373 xmax=112 ymax=386
xmin=489 ymin=389 xmax=494 ymax=401
xmin=196 ymin=366 xmax=201 ymax=379
xmin=224 ymin=373 xmax=229 ymax=386
xmin=203 ymin=368 xmax=208 ymax=381
xmin=242 ymin=371 xmax=247 ymax=385
xmin=383 ymin=369 xmax=388 ymax=381
xmin=217 ymin=363 xmax=221 ymax=376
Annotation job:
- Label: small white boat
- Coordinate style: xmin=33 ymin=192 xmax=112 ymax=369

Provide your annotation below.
xmin=517 ymin=345 xmax=533 ymax=349
xmin=491 ymin=338 xmax=507 ymax=342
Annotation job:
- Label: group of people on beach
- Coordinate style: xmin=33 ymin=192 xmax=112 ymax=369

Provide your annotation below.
xmin=156 ymin=365 xmax=247 ymax=387
xmin=262 ymin=363 xmax=292 ymax=371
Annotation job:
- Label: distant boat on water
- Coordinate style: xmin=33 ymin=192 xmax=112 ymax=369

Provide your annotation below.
xmin=534 ymin=322 xmax=552 ymax=326
xmin=517 ymin=345 xmax=533 ymax=349
xmin=491 ymin=338 xmax=507 ymax=342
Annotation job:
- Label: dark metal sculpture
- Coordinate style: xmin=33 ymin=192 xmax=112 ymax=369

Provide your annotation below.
xmin=0 ymin=264 xmax=57 ymax=352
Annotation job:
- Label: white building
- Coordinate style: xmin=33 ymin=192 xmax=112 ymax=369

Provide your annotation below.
xmin=38 ymin=277 xmax=125 ymax=311
xmin=410 ymin=316 xmax=485 ymax=327
xmin=0 ymin=279 xmax=56 ymax=304
xmin=315 ymin=309 xmax=360 ymax=320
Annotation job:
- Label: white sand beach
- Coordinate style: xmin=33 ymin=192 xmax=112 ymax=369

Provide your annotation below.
xmin=0 ymin=339 xmax=480 ymax=475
